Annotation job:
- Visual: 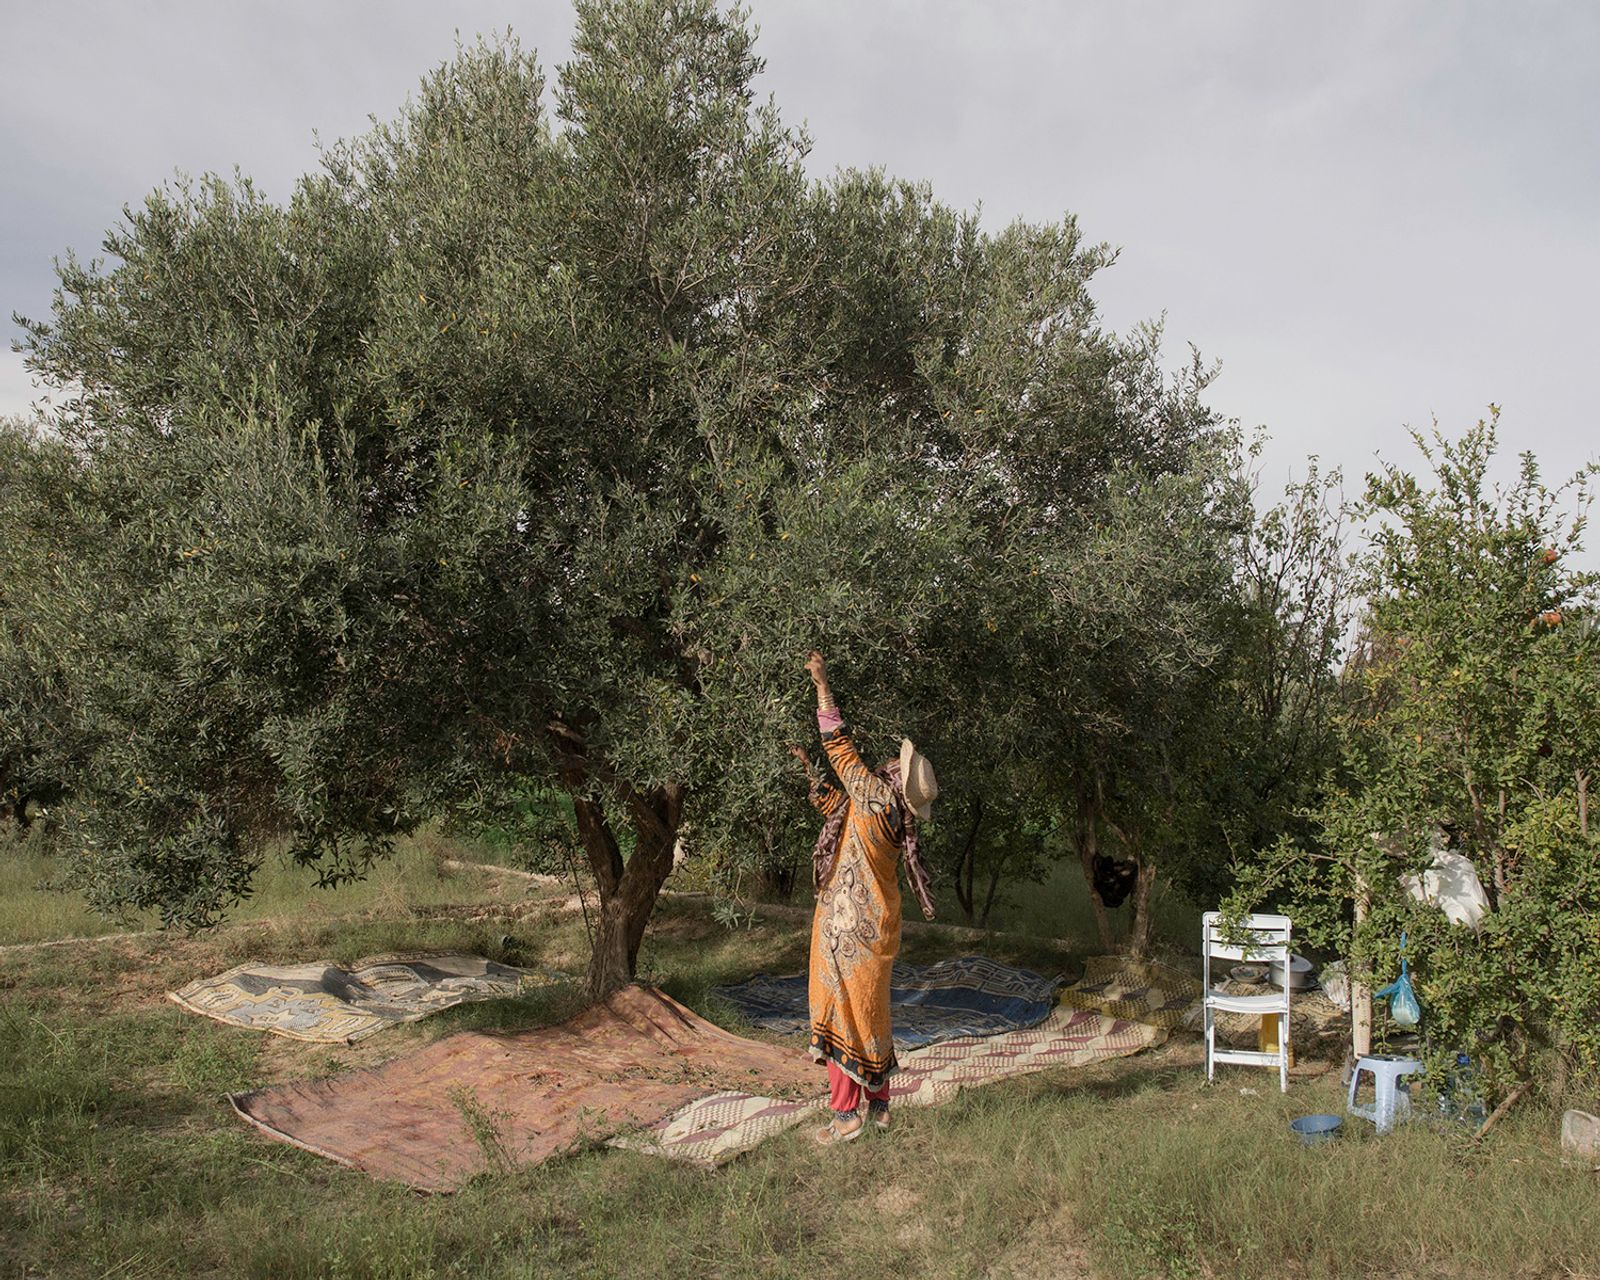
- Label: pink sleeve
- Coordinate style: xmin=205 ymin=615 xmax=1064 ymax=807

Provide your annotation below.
xmin=817 ymin=707 xmax=843 ymax=733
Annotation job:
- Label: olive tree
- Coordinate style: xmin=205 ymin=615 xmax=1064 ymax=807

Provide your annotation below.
xmin=20 ymin=6 xmax=823 ymax=992
xmin=16 ymin=0 xmax=1236 ymax=995
xmin=0 ymin=418 xmax=82 ymax=829
xmin=1046 ymin=434 xmax=1248 ymax=954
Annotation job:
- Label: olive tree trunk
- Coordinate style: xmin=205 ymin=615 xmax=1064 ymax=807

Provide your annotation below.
xmin=573 ymin=783 xmax=685 ymax=1001
xmin=1126 ymin=858 xmax=1159 ymax=958
xmin=1074 ymin=785 xmax=1116 ymax=952
xmin=551 ymin=724 xmax=685 ymax=1001
xmin=952 ymin=800 xmax=985 ymax=927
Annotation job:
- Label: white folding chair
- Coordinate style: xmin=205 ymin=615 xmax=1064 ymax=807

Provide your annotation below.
xmin=1202 ymin=911 xmax=1292 ymax=1093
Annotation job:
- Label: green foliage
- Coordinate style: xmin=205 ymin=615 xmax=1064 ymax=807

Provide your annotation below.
xmin=0 ymin=418 xmax=80 ymax=830
xmin=1155 ymin=456 xmax=1350 ymax=905
xmin=1231 ymin=415 xmax=1600 ymax=1090
xmin=460 ymin=784 xmax=588 ymax=878
xmin=10 ymin=0 xmax=1245 ymax=954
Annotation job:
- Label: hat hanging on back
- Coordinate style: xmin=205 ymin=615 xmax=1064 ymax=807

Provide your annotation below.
xmin=898 ymin=738 xmax=938 ymax=821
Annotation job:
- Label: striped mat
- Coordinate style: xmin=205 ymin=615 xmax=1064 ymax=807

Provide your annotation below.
xmin=615 ymin=1005 xmax=1165 ymax=1166
xmin=1057 ymin=956 xmax=1201 ymax=1030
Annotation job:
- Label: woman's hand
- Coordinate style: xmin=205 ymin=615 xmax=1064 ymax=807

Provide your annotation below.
xmin=788 ymin=742 xmax=817 ymax=784
xmin=804 ymin=650 xmax=835 ymax=711
xmin=804 ymin=650 xmax=828 ymax=687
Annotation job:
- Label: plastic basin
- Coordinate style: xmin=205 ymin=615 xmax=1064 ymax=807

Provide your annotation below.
xmin=1289 ymin=1114 xmax=1343 ymax=1146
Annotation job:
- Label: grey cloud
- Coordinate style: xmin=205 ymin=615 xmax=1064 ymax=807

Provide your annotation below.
xmin=3 ymin=0 xmax=1595 ymax=503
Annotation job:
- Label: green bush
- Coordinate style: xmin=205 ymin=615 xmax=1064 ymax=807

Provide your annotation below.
xmin=1232 ymin=417 xmax=1600 ymax=1095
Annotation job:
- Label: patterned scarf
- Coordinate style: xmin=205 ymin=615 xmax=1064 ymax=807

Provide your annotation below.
xmin=811 ymin=760 xmax=935 ymax=921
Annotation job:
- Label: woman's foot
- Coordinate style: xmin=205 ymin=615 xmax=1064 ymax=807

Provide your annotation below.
xmin=868 ymin=1101 xmax=890 ymax=1132
xmin=815 ymin=1111 xmax=865 ymax=1146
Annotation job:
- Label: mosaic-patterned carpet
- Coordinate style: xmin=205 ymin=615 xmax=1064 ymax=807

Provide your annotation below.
xmin=711 ymin=955 xmax=1061 ymax=1048
xmin=170 ymin=954 xmax=562 ymax=1043
xmin=231 ymin=986 xmax=821 ymax=1191
xmin=617 ymin=1005 xmax=1165 ymax=1166
xmin=1057 ymin=956 xmax=1202 ymax=1030
xmin=1058 ymin=956 xmax=1349 ymax=1057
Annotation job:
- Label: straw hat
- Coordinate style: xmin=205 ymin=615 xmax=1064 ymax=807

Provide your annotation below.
xmin=898 ymin=738 xmax=938 ymax=821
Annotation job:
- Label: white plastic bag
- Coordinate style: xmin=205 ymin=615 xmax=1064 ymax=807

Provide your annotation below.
xmin=1401 ymin=850 xmax=1489 ymax=931
xmin=1319 ymin=961 xmax=1350 ymax=1011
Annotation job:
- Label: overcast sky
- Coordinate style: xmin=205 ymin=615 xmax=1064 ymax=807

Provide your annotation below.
xmin=3 ymin=1 xmax=1596 ymax=508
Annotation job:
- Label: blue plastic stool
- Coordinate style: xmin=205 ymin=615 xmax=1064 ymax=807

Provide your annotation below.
xmin=1347 ymin=1054 xmax=1423 ymax=1135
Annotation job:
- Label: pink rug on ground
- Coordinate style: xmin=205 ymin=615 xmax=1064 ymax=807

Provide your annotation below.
xmin=231 ymin=985 xmax=820 ymax=1190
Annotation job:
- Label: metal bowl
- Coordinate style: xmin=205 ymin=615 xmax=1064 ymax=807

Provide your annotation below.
xmin=1289 ymin=1114 xmax=1343 ymax=1146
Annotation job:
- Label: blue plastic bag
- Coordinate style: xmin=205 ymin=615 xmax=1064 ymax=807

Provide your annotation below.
xmin=1374 ymin=931 xmax=1421 ymax=1029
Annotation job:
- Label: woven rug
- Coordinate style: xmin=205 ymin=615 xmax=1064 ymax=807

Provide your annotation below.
xmin=231 ymin=985 xmax=821 ymax=1191
xmin=888 ymin=1005 xmax=1166 ymax=1107
xmin=1057 ymin=956 xmax=1201 ymax=1030
xmin=619 ymin=1005 xmax=1164 ymax=1166
xmin=170 ymin=954 xmax=562 ymax=1043
xmin=609 ymin=1090 xmax=827 ymax=1166
xmin=711 ymin=955 xmax=1061 ymax=1048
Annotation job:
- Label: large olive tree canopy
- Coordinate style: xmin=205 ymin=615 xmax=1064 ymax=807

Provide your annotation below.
xmin=13 ymin=0 xmax=1230 ymax=993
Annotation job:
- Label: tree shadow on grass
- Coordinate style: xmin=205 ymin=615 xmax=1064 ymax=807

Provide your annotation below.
xmin=424 ymin=981 xmax=589 ymax=1038
xmin=1050 ymin=1059 xmax=1195 ymax=1103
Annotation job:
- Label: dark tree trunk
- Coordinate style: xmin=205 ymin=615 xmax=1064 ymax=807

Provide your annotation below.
xmin=751 ymin=860 xmax=800 ymax=903
xmin=953 ymin=800 xmax=984 ymax=926
xmin=1127 ymin=857 xmax=1158 ymax=959
xmin=1075 ymin=784 xmax=1116 ymax=952
xmin=978 ymin=845 xmax=1011 ymax=929
xmin=751 ymin=820 xmax=800 ymax=902
xmin=583 ymin=783 xmax=684 ymax=1001
xmin=549 ymin=722 xmax=685 ymax=1002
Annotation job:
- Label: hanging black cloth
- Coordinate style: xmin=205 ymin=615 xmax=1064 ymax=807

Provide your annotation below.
xmin=1092 ymin=854 xmax=1139 ymax=909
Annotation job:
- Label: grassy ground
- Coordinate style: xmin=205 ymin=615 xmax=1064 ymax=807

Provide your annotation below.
xmin=0 ymin=827 xmax=527 ymax=947
xmin=3 ymin=838 xmax=1597 ymax=1279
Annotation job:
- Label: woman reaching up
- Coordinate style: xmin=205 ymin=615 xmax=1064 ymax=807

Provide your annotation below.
xmin=791 ymin=650 xmax=937 ymax=1145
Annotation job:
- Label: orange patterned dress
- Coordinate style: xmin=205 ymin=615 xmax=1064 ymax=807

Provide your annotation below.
xmin=807 ymin=707 xmax=935 ymax=1089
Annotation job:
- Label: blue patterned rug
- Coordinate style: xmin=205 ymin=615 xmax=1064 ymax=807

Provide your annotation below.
xmin=711 ymin=955 xmax=1061 ymax=1048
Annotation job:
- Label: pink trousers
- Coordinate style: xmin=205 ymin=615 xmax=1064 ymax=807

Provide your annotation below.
xmin=828 ymin=1060 xmax=890 ymax=1115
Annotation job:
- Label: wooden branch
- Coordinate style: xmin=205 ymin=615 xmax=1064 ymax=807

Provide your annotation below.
xmin=1351 ymin=875 xmax=1372 ymax=1060
xmin=547 ymin=720 xmax=586 ymax=745
xmin=625 ymin=784 xmax=675 ymax=848
xmin=1472 ymin=1080 xmax=1531 ymax=1143
xmin=1579 ymin=768 xmax=1590 ymax=840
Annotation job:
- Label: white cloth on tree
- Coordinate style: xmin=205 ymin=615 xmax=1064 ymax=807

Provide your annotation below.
xmin=1401 ymin=850 xmax=1489 ymax=931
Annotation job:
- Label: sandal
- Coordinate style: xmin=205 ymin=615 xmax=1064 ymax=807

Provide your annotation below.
xmin=868 ymin=1103 xmax=890 ymax=1132
xmin=815 ymin=1113 xmax=865 ymax=1146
